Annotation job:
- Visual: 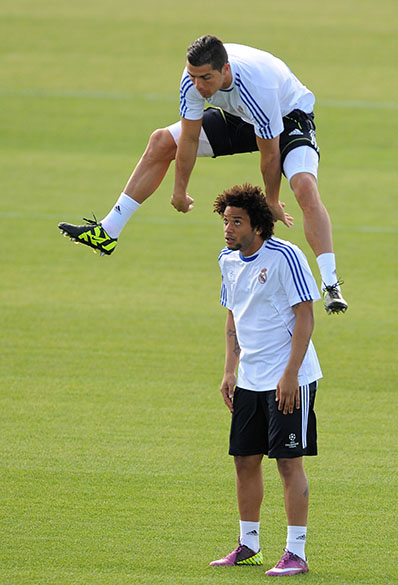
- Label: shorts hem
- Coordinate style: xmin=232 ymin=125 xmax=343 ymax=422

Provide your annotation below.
xmin=228 ymin=449 xmax=267 ymax=457
xmin=267 ymin=450 xmax=318 ymax=459
xmin=286 ymin=167 xmax=318 ymax=185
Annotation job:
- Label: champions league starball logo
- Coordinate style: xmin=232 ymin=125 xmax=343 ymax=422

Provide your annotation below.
xmin=258 ymin=268 xmax=268 ymax=284
xmin=286 ymin=433 xmax=299 ymax=449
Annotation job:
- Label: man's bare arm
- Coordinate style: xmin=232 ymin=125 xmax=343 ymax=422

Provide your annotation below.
xmin=220 ymin=309 xmax=240 ymax=413
xmin=276 ymin=300 xmax=314 ymax=414
xmin=171 ymin=117 xmax=202 ymax=212
xmin=256 ymin=135 xmax=294 ymax=227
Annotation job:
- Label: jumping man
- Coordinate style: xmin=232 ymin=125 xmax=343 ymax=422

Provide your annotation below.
xmin=58 ymin=35 xmax=348 ymax=314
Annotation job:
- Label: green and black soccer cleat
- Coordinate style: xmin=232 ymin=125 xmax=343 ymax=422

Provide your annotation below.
xmin=58 ymin=216 xmax=117 ymax=256
xmin=323 ymin=281 xmax=348 ymax=314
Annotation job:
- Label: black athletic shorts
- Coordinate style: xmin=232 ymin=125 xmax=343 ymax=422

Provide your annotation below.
xmin=229 ymin=382 xmax=318 ymax=459
xmin=202 ymin=107 xmax=320 ymax=166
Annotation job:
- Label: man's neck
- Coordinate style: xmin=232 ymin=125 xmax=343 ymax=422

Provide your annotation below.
xmin=221 ymin=67 xmax=233 ymax=89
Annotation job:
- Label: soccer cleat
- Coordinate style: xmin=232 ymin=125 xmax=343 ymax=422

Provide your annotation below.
xmin=265 ymin=549 xmax=309 ymax=576
xmin=58 ymin=216 xmax=117 ymax=256
xmin=210 ymin=543 xmax=263 ymax=566
xmin=322 ymin=280 xmax=348 ymax=314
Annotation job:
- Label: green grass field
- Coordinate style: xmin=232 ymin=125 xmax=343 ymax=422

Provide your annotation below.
xmin=1 ymin=1 xmax=397 ymax=583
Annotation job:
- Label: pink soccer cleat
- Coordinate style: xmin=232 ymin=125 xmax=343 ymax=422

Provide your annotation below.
xmin=266 ymin=549 xmax=309 ymax=576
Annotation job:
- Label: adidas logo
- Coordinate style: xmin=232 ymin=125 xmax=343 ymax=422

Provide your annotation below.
xmin=288 ymin=128 xmax=304 ymax=136
xmin=114 ymin=205 xmax=122 ymax=214
xmin=246 ymin=530 xmax=259 ymax=536
xmin=296 ymin=534 xmax=306 ymax=541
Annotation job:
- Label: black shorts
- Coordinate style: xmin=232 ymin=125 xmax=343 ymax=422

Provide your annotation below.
xmin=229 ymin=382 xmax=318 ymax=459
xmin=202 ymin=107 xmax=320 ymax=166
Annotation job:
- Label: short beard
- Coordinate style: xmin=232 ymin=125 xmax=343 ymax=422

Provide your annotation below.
xmin=226 ymin=242 xmax=241 ymax=251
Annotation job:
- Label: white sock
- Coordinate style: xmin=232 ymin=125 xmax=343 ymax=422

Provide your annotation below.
xmin=316 ymin=252 xmax=338 ymax=290
xmin=240 ymin=521 xmax=260 ymax=552
xmin=286 ymin=525 xmax=307 ymax=560
xmin=100 ymin=193 xmax=141 ymax=238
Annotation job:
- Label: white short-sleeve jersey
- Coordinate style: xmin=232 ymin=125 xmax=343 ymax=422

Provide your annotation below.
xmin=180 ymin=44 xmax=315 ymax=140
xmin=218 ymin=237 xmax=322 ymax=391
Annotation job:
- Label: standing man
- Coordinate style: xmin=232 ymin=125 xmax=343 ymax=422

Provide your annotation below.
xmin=58 ymin=35 xmax=347 ymax=314
xmin=211 ymin=183 xmax=322 ymax=576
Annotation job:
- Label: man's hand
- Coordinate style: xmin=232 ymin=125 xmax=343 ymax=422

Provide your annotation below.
xmin=266 ymin=199 xmax=294 ymax=228
xmin=170 ymin=193 xmax=195 ymax=213
xmin=276 ymin=371 xmax=300 ymax=415
xmin=220 ymin=373 xmax=236 ymax=413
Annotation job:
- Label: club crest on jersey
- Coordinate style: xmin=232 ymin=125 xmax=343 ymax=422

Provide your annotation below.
xmin=258 ymin=268 xmax=268 ymax=284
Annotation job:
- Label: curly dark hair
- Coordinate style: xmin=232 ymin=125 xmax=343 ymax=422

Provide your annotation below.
xmin=186 ymin=35 xmax=228 ymax=72
xmin=213 ymin=183 xmax=274 ymax=241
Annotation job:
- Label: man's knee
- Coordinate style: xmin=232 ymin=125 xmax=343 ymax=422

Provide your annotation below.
xmin=146 ymin=128 xmax=177 ymax=161
xmin=276 ymin=457 xmax=303 ymax=480
xmin=290 ymin=173 xmax=320 ymax=210
xmin=234 ymin=454 xmax=263 ymax=476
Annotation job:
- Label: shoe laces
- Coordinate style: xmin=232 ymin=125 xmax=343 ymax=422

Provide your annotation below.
xmin=275 ymin=549 xmax=296 ymax=567
xmin=275 ymin=555 xmax=289 ymax=568
xmin=323 ymin=278 xmax=344 ymax=293
xmin=82 ymin=213 xmax=99 ymax=226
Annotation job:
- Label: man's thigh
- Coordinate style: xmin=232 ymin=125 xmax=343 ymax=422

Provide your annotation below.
xmin=167 ymin=120 xmax=214 ymax=157
xmin=168 ymin=108 xmax=259 ymax=159
xmin=202 ymin=107 xmax=259 ymax=157
xmin=229 ymin=388 xmax=269 ymax=457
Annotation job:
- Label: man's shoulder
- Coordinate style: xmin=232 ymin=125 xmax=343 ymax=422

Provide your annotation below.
xmin=226 ymin=44 xmax=279 ymax=72
xmin=262 ymin=237 xmax=312 ymax=273
xmin=264 ymin=238 xmax=317 ymax=295
xmin=225 ymin=43 xmax=270 ymax=59
xmin=218 ymin=247 xmax=237 ymax=265
xmin=264 ymin=237 xmax=305 ymax=258
xmin=218 ymin=246 xmax=236 ymax=259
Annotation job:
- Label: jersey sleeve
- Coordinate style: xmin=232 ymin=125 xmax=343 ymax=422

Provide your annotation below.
xmin=251 ymin=87 xmax=284 ymax=139
xmin=179 ymin=69 xmax=206 ymax=120
xmin=218 ymin=251 xmax=232 ymax=310
xmin=276 ymin=243 xmax=321 ymax=306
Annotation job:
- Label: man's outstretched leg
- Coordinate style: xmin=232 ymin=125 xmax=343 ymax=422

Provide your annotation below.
xmin=290 ymin=171 xmax=348 ymax=314
xmin=58 ymin=127 xmax=177 ymax=255
xmin=210 ymin=454 xmax=264 ymax=566
xmin=266 ymin=457 xmax=310 ymax=577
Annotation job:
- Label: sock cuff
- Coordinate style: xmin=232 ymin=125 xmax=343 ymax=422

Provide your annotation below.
xmin=316 ymin=252 xmax=335 ymax=264
xmin=120 ymin=192 xmax=141 ymax=211
xmin=316 ymin=252 xmax=338 ymax=288
xmin=240 ymin=520 xmax=260 ymax=531
xmin=287 ymin=525 xmax=307 ymax=540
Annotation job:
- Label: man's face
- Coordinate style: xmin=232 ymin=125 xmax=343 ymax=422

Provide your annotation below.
xmin=186 ymin=61 xmax=231 ymax=98
xmin=223 ymin=206 xmax=262 ymax=257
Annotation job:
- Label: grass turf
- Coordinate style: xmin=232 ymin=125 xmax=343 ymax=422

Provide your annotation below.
xmin=0 ymin=1 xmax=397 ymax=583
